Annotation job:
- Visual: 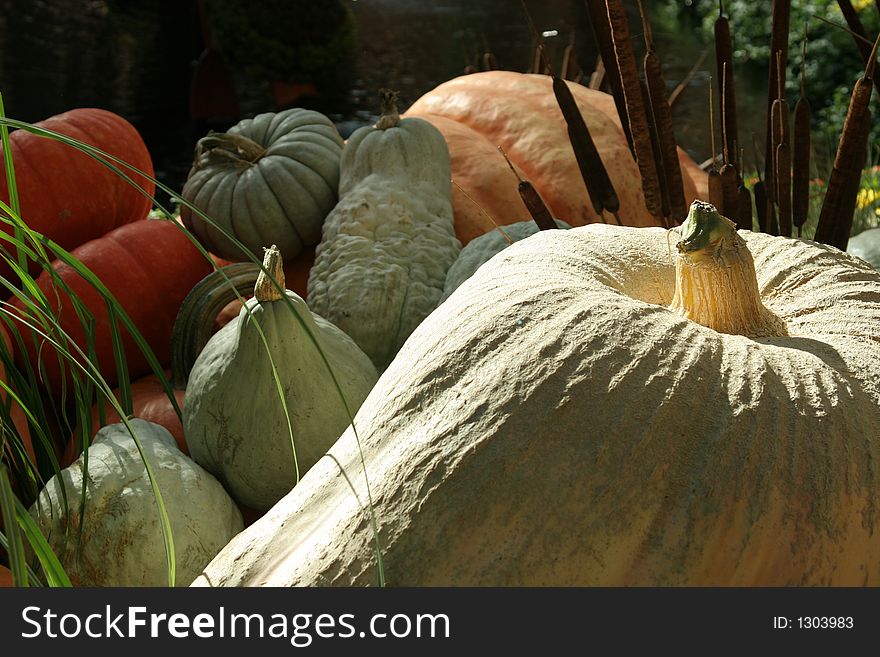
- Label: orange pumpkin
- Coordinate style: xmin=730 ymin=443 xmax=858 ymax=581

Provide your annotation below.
xmin=10 ymin=219 xmax=213 ymax=398
xmin=0 ymin=108 xmax=155 ymax=281
xmin=1 ymin=321 xmax=34 ymax=462
xmin=60 ymin=372 xmax=187 ymax=468
xmin=404 ymin=71 xmax=704 ymax=244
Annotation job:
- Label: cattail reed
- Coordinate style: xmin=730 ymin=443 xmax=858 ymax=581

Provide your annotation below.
xmin=604 ymin=0 xmax=664 ymax=222
xmin=754 ymin=179 xmax=769 ymax=232
xmin=792 ymin=27 xmax=811 ymax=236
xmin=500 ymin=149 xmax=557 ymax=231
xmin=584 ymin=0 xmax=632 ymax=151
xmin=763 ymin=0 xmax=791 ymax=211
xmin=708 ymin=77 xmax=723 ymax=210
xmin=552 ymin=76 xmax=621 ymax=223
xmin=641 ymin=79 xmax=671 ymax=223
xmin=721 ymin=163 xmax=740 ymax=223
xmin=714 ymin=1 xmax=738 ymax=168
xmin=835 ymin=1 xmax=880 ymax=97
xmin=814 ymin=34 xmax=879 ymax=249
xmin=719 ymin=62 xmax=740 ymax=221
xmin=737 ymin=178 xmax=754 ymax=230
xmin=638 ymin=0 xmax=687 ymax=224
xmin=771 ymin=53 xmax=792 ymax=236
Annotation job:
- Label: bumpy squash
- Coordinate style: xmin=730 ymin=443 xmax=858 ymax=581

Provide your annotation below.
xmin=180 ymin=108 xmax=344 ymax=262
xmin=184 ymin=246 xmax=378 ymax=511
xmin=308 ymin=91 xmax=461 ymax=370
xmin=0 ymin=108 xmax=155 ymax=280
xmin=405 ymin=71 xmax=705 ymax=244
xmin=32 ymin=419 xmax=242 ymax=587
xmin=195 ymin=202 xmax=880 ymax=586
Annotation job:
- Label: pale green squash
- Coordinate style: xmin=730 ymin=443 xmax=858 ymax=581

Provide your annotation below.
xmin=31 ymin=419 xmax=243 ymax=587
xmin=307 ymin=91 xmax=461 ymax=371
xmin=184 ymin=245 xmax=378 ymax=511
xmin=442 ymin=219 xmax=570 ymax=301
xmin=847 ymin=227 xmax=880 ymax=269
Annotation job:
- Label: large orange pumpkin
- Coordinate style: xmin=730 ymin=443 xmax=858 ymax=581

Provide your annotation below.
xmin=10 ymin=219 xmax=213 ymax=398
xmin=404 ymin=71 xmax=704 ymax=244
xmin=0 ymin=108 xmax=155 ymax=280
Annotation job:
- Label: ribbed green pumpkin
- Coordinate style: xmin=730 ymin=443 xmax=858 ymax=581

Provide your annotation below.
xmin=180 ymin=108 xmax=344 ymax=262
xmin=183 ymin=246 xmax=379 ymax=511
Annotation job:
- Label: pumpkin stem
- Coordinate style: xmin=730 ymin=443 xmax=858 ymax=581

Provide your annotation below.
xmin=254 ymin=245 xmax=286 ymax=302
xmin=668 ymin=201 xmax=787 ymax=338
xmin=376 ymin=89 xmax=401 ymax=129
xmin=194 ymin=132 xmax=267 ymax=168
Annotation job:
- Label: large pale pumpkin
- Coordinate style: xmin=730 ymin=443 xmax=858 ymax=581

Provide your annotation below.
xmin=405 ymin=71 xmax=705 ymax=244
xmin=184 ymin=246 xmax=379 ymax=511
xmin=32 ymin=419 xmax=243 ymax=587
xmin=308 ymin=91 xmax=461 ymax=370
xmin=180 ymin=108 xmax=344 ymax=262
xmin=195 ymin=202 xmax=880 ymax=586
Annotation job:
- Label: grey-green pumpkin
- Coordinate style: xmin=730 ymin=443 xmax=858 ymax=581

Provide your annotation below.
xmin=181 ymin=108 xmax=344 ymax=262
xmin=847 ymin=227 xmax=880 ymax=269
xmin=307 ymin=90 xmax=461 ymax=371
xmin=31 ymin=419 xmax=243 ymax=587
xmin=442 ymin=219 xmax=570 ymax=300
xmin=183 ymin=245 xmax=379 ymax=511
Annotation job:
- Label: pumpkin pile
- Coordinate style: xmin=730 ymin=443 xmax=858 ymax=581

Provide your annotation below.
xmin=5 ymin=43 xmax=876 ymax=589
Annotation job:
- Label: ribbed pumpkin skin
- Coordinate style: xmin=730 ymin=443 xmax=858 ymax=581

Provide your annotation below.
xmin=184 ymin=291 xmax=379 ymax=511
xmin=405 ymin=72 xmax=703 ymax=244
xmin=32 ymin=419 xmax=243 ymax=587
xmin=0 ymin=108 xmax=155 ymax=280
xmin=195 ymin=225 xmax=880 ymax=587
xmin=11 ymin=220 xmax=213 ymax=398
xmin=307 ymin=115 xmax=461 ymax=371
xmin=180 ymin=109 xmax=344 ymax=262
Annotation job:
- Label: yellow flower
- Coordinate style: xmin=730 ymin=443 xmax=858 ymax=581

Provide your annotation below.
xmin=858 ymin=187 xmax=879 ymax=209
xmin=852 ymin=0 xmax=873 ymax=10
